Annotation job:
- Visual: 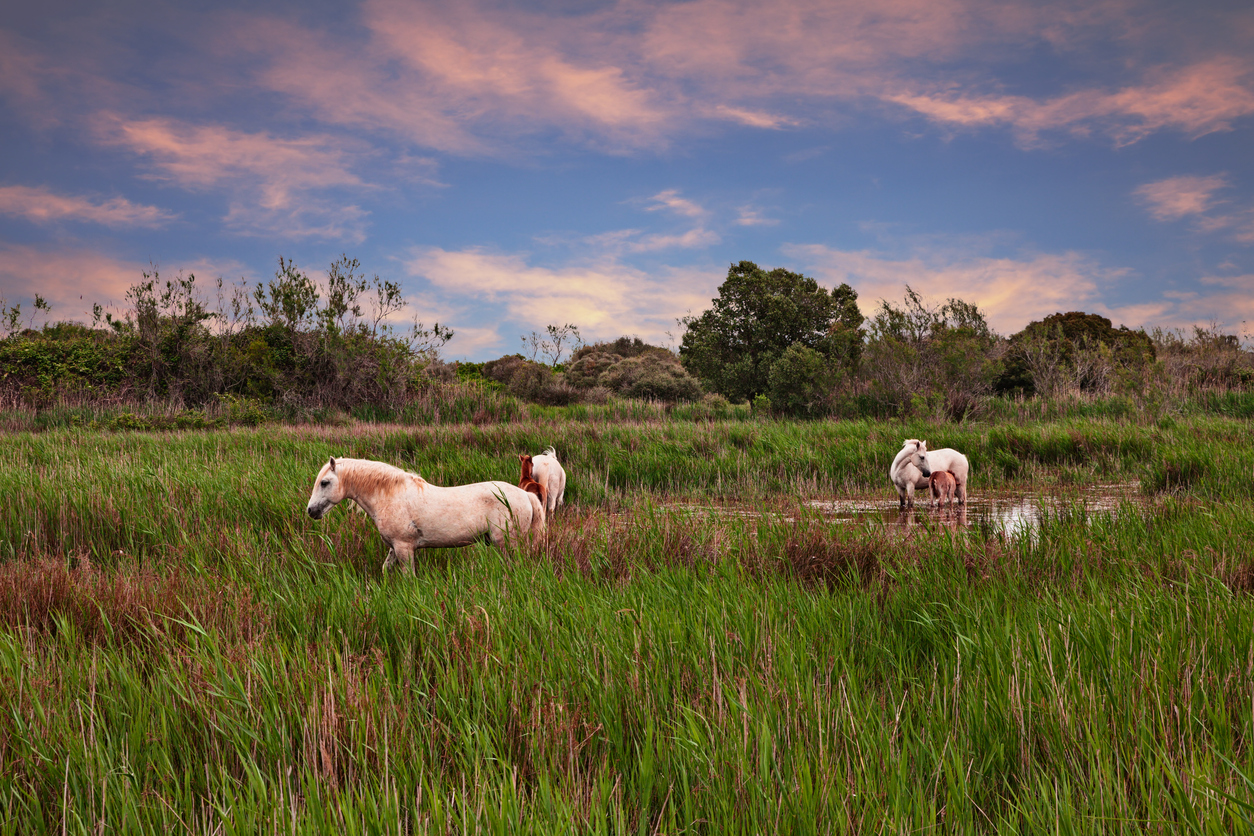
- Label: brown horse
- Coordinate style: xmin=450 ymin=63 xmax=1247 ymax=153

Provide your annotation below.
xmin=929 ymin=470 xmax=957 ymax=508
xmin=519 ymin=454 xmax=548 ymax=507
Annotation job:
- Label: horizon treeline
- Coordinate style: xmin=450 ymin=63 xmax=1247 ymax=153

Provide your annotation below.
xmin=1 ymin=256 xmax=1250 ymax=426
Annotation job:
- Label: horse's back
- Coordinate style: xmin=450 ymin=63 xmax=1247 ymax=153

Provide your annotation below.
xmin=531 ymin=454 xmax=566 ymax=512
xmin=527 ymin=493 xmax=545 ymax=535
xmin=930 ymin=449 xmax=970 ymax=483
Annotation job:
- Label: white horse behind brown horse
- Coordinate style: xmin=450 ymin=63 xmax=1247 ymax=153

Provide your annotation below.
xmin=890 ymin=439 xmax=969 ymax=509
xmin=528 ymin=446 xmax=566 ymax=515
xmin=306 ymin=457 xmax=544 ymax=573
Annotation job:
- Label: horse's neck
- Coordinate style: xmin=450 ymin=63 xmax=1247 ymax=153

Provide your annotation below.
xmin=340 ymin=461 xmax=405 ymax=520
xmin=891 ymin=446 xmax=913 ymax=471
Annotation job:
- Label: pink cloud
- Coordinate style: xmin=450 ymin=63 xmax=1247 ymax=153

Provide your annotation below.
xmin=645 ymin=190 xmax=706 ymax=218
xmin=0 ymin=244 xmax=146 ymax=321
xmin=223 ymin=2 xmax=673 ymax=156
xmin=784 ymin=243 xmax=1123 ymax=334
xmin=201 ymin=0 xmax=1254 ymax=154
xmin=1135 ymin=174 xmax=1254 ymax=245
xmin=1134 ymin=175 xmax=1229 ymax=221
xmin=91 ymin=114 xmax=371 ymax=241
xmin=404 ymin=246 xmax=717 ymax=349
xmin=789 ymin=241 xmax=1254 ymax=335
xmin=1141 ymin=273 xmax=1254 ymax=334
xmin=710 ymin=106 xmax=801 ymax=129
xmin=93 ymin=114 xmax=363 ymax=205
xmin=736 ymin=206 xmax=780 ymax=227
xmin=887 ymin=58 xmax=1254 ymax=146
xmin=0 ymin=31 xmax=49 ymax=108
xmin=0 ymin=184 xmax=176 ymax=228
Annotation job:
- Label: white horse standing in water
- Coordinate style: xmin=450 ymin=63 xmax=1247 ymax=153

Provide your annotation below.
xmin=889 ymin=439 xmax=969 ymax=509
xmin=306 ymin=457 xmax=544 ymax=574
xmin=528 ymin=447 xmax=566 ymax=515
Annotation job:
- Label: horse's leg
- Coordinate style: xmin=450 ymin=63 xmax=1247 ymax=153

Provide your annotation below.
xmin=905 ymin=482 xmax=915 ymax=509
xmin=392 ymin=543 xmax=415 ymax=575
xmin=382 ymin=547 xmax=398 ymax=573
xmin=956 ymin=479 xmax=967 ymax=505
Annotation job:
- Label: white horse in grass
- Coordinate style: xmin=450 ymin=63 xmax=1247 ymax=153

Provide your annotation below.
xmin=305 ymin=457 xmax=544 ymax=573
xmin=528 ymin=446 xmax=566 ymax=515
xmin=889 ymin=439 xmax=969 ymax=509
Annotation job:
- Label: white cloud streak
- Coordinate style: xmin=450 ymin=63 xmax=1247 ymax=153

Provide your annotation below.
xmin=402 ymin=246 xmax=718 ymax=354
xmin=0 ymin=184 xmax=176 ymax=228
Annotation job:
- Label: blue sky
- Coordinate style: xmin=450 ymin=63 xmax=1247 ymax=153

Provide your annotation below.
xmin=1 ymin=0 xmax=1251 ymax=359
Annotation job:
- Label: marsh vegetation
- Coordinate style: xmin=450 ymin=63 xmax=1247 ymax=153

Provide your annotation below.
xmin=2 ymin=413 xmax=1253 ymax=832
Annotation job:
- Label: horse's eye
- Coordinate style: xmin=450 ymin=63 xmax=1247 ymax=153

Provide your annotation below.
xmin=320 ymin=479 xmax=330 ymax=488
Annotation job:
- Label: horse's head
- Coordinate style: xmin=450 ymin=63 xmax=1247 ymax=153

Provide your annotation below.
xmin=307 ymin=456 xmax=346 ymax=520
xmin=519 ymin=454 xmax=534 ymax=482
xmin=910 ymin=440 xmax=931 ymax=477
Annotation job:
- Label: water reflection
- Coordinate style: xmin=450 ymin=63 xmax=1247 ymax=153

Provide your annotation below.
xmin=650 ymin=482 xmax=1139 ymax=538
xmin=809 ymin=482 xmax=1138 ymax=537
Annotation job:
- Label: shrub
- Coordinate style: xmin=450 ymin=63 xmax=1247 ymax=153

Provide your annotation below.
xmin=565 ymin=351 xmax=623 ymax=388
xmin=598 ymin=352 xmax=702 ymax=402
xmin=767 ymin=343 xmax=838 ymax=417
xmin=505 ymin=362 xmax=554 ymax=401
xmin=691 ymin=393 xmax=731 ymax=420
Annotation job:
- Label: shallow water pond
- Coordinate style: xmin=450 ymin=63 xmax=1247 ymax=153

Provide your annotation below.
xmin=808 ymin=481 xmax=1142 ymax=536
xmin=655 ymin=481 xmax=1143 ymax=537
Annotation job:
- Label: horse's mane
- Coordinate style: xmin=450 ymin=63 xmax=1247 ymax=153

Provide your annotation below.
xmin=891 ymin=440 xmax=921 ymax=473
xmin=338 ymin=458 xmax=421 ymax=499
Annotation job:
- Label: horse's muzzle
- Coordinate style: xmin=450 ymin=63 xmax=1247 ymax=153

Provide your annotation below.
xmin=307 ymin=505 xmax=323 ymax=520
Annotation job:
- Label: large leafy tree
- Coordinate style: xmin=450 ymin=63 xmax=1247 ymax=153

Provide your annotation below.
xmin=679 ymin=261 xmax=863 ymax=402
xmin=995 ymin=311 xmax=1156 ymax=396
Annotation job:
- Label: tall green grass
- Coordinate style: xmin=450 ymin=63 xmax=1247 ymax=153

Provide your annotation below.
xmin=1 ymin=417 xmax=1253 ymax=832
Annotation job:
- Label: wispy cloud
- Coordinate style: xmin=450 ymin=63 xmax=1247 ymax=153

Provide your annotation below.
xmin=403 ymin=246 xmax=718 ymax=354
xmin=92 ymin=114 xmax=370 ymax=241
xmin=888 ymin=58 xmax=1254 ymax=147
xmin=0 ymin=243 xmax=145 ymax=318
xmin=1134 ymin=175 xmax=1229 ymax=221
xmin=736 ymin=205 xmax=779 ymax=227
xmin=222 ymin=1 xmax=674 ymax=156
xmin=0 ymin=31 xmax=50 ymax=109
xmin=1135 ymin=173 xmax=1254 ymax=244
xmin=644 ymin=190 xmax=706 ymax=218
xmin=93 ymin=114 xmax=362 ymax=203
xmin=789 ymin=240 xmax=1254 ymax=335
xmin=204 ymin=0 xmax=1254 ymax=156
xmin=0 ymin=184 xmax=176 ymax=228
xmin=710 ymin=106 xmax=801 ymax=130
xmin=10 ymin=0 xmax=1244 ymax=167
xmin=785 ymin=242 xmax=1124 ymax=334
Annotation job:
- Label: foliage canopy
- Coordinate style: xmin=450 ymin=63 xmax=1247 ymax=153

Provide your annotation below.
xmin=679 ymin=261 xmax=864 ymax=402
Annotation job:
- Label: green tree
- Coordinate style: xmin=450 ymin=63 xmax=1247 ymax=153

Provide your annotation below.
xmin=768 ymin=343 xmax=834 ymax=417
xmin=996 ymin=311 xmax=1156 ymax=397
xmin=679 ymin=261 xmax=863 ymax=402
xmin=862 ymin=287 xmax=1001 ymax=419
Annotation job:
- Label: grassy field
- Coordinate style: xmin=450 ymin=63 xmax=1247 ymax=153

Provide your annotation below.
xmin=2 ymin=413 xmax=1254 ymax=833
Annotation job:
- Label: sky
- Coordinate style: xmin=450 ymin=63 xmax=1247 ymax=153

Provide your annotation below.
xmin=1 ymin=0 xmax=1252 ymax=360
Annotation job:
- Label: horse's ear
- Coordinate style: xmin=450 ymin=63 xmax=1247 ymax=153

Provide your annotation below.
xmin=328 ymin=456 xmax=337 ymax=472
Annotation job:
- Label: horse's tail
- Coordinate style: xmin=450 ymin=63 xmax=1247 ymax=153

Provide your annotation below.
xmin=528 ymin=493 xmax=546 ymax=535
xmin=542 ymin=446 xmax=558 ymax=460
